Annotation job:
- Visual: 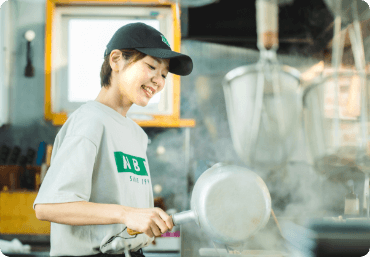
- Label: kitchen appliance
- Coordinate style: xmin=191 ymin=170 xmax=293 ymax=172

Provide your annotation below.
xmin=222 ymin=0 xmax=302 ymax=171
xmin=129 ymin=163 xmax=272 ymax=248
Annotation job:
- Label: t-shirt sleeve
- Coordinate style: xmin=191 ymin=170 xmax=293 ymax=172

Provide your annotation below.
xmin=33 ymin=135 xmax=97 ymax=209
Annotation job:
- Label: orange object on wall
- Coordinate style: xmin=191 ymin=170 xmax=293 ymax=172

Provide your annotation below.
xmin=0 ymin=191 xmax=50 ymax=234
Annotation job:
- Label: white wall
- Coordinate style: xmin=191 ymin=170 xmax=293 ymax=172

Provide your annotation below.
xmin=0 ymin=0 xmax=12 ymax=127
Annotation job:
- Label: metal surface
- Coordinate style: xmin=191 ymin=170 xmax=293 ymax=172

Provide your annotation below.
xmin=303 ymin=0 xmax=370 ymax=190
xmin=303 ymin=71 xmax=370 ymax=180
xmin=222 ymin=0 xmax=302 ymax=171
xmin=223 ymin=56 xmax=302 ymax=171
xmin=173 ymin=210 xmax=196 ymax=225
xmin=199 ymin=248 xmax=288 ymax=256
xmin=174 ymin=163 xmax=272 ymax=247
xmin=323 ymin=0 xmax=370 ymax=26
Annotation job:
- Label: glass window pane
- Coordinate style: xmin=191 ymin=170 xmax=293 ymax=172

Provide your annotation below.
xmin=68 ymin=19 xmax=161 ymax=104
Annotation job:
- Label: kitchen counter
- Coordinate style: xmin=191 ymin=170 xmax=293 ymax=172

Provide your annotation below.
xmin=1 ymin=235 xmax=180 ymax=257
xmin=2 ymin=253 xmax=49 ymax=257
xmin=1 ymin=243 xmax=179 ymax=257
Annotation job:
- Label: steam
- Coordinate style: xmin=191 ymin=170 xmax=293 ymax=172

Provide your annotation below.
xmin=147 ymin=40 xmax=356 ymax=255
xmin=188 ymin=64 xmax=346 ymax=255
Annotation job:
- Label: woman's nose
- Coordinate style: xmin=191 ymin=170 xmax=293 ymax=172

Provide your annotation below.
xmin=152 ymin=74 xmax=165 ymax=88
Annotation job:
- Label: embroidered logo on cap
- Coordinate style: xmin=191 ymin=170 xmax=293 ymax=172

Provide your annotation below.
xmin=161 ymin=35 xmax=170 ymax=48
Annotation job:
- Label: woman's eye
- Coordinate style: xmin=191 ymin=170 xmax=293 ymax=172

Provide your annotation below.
xmin=162 ymin=75 xmax=167 ymax=79
xmin=148 ymin=64 xmax=155 ymax=70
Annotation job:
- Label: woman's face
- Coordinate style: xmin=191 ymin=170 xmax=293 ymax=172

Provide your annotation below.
xmin=116 ymin=54 xmax=170 ymax=107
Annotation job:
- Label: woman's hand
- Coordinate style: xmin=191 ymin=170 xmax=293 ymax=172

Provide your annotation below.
xmin=122 ymin=207 xmax=173 ymax=238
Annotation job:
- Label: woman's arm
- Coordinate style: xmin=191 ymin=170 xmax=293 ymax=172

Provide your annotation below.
xmin=35 ymin=201 xmax=173 ymax=237
xmin=35 ymin=201 xmax=125 ymax=225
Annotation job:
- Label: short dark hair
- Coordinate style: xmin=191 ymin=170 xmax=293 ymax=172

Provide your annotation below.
xmin=100 ymin=49 xmax=146 ymax=88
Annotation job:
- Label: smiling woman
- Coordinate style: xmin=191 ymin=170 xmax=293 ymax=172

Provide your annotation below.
xmin=45 ymin=1 xmax=195 ymax=127
xmin=34 ymin=22 xmax=193 ymax=257
xmin=100 ymin=49 xmax=147 ymax=88
xmin=95 ymin=53 xmax=171 ymax=116
xmin=56 ymin=17 xmax=165 ymax=114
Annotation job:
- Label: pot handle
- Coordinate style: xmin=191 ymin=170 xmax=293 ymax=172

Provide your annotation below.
xmin=127 ymin=210 xmax=196 ymax=236
xmin=172 ymin=210 xmax=196 ymax=225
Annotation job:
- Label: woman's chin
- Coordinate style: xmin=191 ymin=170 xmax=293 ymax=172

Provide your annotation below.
xmin=135 ymin=101 xmax=150 ymax=107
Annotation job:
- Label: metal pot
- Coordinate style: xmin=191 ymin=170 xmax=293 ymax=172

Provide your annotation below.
xmin=128 ymin=163 xmax=272 ymax=247
xmin=173 ymin=163 xmax=272 ymax=247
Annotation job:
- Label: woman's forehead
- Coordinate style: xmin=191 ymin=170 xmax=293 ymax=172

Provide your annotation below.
xmin=147 ymin=56 xmax=170 ymax=70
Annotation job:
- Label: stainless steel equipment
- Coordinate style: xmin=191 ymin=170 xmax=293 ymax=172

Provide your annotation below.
xmin=129 ymin=163 xmax=272 ymax=248
xmin=223 ymin=0 xmax=302 ymax=171
xmin=223 ymin=61 xmax=301 ymax=171
xmin=323 ymin=0 xmax=370 ymax=26
xmin=302 ymin=0 xmax=370 ymax=218
xmin=303 ymin=70 xmax=370 ymax=177
xmin=199 ymin=248 xmax=288 ymax=256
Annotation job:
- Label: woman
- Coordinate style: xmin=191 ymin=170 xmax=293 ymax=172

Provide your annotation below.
xmin=34 ymin=22 xmax=193 ymax=257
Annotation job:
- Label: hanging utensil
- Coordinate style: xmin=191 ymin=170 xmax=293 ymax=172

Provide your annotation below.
xmin=302 ymin=0 xmax=370 ymax=213
xmin=222 ymin=0 xmax=302 ymax=171
xmin=128 ymin=163 xmax=272 ymax=248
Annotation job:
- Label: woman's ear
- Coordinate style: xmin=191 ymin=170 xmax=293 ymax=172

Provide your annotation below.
xmin=109 ymin=50 xmax=122 ymax=72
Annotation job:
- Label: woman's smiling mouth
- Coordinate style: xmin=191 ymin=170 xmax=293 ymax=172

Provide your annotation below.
xmin=141 ymin=85 xmax=154 ymax=97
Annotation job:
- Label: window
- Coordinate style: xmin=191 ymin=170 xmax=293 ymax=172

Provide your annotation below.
xmin=45 ymin=0 xmax=195 ymax=127
xmin=53 ymin=6 xmax=173 ymax=118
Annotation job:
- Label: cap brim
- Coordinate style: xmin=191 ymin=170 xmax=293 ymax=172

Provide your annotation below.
xmin=136 ymin=48 xmax=193 ymax=76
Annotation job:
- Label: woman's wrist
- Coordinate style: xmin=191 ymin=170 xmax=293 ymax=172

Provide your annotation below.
xmin=116 ymin=205 xmax=132 ymax=225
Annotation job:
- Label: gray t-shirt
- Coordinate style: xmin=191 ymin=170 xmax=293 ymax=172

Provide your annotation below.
xmin=34 ymin=100 xmax=154 ymax=256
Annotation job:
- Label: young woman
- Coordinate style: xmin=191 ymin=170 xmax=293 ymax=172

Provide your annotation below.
xmin=34 ymin=22 xmax=193 ymax=257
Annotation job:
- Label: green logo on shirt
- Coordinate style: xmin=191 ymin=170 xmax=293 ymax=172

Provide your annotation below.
xmin=114 ymin=152 xmax=148 ymax=176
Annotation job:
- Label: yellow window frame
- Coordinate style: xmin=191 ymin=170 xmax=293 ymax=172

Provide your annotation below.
xmin=44 ymin=0 xmax=195 ymax=128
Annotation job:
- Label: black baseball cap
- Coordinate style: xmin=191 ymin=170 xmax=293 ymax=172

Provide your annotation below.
xmin=104 ymin=22 xmax=193 ymax=76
